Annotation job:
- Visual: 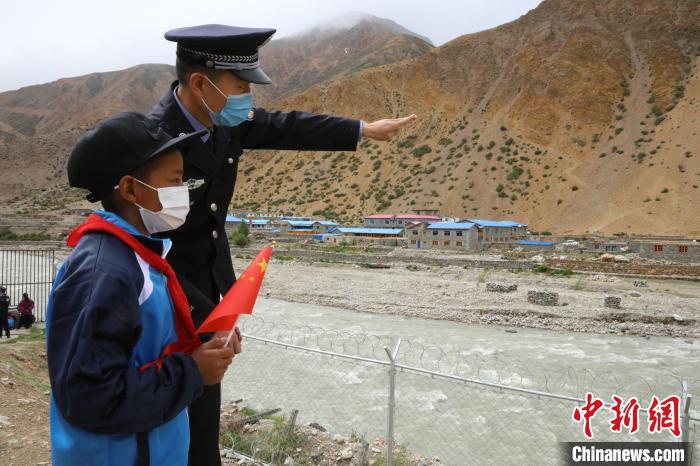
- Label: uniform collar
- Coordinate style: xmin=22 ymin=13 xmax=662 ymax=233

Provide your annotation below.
xmin=173 ymin=86 xmax=211 ymax=143
xmin=94 ymin=210 xmax=172 ymax=258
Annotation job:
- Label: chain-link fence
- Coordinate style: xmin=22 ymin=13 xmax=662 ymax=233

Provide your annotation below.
xmin=222 ymin=316 xmax=697 ymax=466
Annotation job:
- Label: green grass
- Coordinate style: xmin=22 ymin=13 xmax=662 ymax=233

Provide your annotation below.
xmin=370 ymin=446 xmax=414 ymax=466
xmin=0 ymin=228 xmax=53 ymax=241
xmin=0 ymin=328 xmax=49 ymax=392
xmin=534 ymin=265 xmax=573 ymax=277
xmin=0 ymin=325 xmax=44 ymax=344
xmin=477 ymin=267 xmax=492 ymax=285
xmin=322 ymin=243 xmax=359 ymax=254
xmin=220 ymin=412 xmax=307 ymax=465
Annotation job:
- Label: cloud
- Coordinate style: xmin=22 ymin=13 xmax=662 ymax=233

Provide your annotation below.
xmin=0 ymin=0 xmax=542 ymax=92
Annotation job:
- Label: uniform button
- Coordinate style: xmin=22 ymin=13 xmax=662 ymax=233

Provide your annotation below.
xmin=210 ymin=203 xmax=218 ymax=212
xmin=190 ymin=201 xmax=194 ymax=206
xmin=227 ymin=157 xmax=234 ymax=164
xmin=179 ymin=132 xmax=186 ymax=137
xmin=212 ymin=230 xmax=219 ymax=239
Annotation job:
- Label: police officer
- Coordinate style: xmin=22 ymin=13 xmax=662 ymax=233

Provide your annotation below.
xmin=149 ymin=24 xmax=416 ymax=465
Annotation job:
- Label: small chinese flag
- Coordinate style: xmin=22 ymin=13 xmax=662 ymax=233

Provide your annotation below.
xmin=196 ymin=245 xmax=273 ymax=333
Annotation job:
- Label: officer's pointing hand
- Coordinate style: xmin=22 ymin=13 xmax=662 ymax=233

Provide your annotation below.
xmin=361 ymin=114 xmax=417 ymax=141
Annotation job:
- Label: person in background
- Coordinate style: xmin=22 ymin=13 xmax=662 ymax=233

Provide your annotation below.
xmin=17 ymin=292 xmax=35 ymax=329
xmin=0 ymin=286 xmax=9 ymax=337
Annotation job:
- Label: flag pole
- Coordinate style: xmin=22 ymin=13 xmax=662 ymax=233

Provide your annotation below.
xmin=224 ymin=324 xmax=237 ymax=347
xmin=214 ymin=242 xmax=274 ymax=347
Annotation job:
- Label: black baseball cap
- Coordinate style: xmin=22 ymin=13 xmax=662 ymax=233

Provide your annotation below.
xmin=67 ymin=112 xmax=207 ymax=202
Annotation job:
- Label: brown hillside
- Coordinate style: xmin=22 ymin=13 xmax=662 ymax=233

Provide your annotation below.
xmin=0 ymin=15 xmax=429 ymax=210
xmin=231 ymin=0 xmax=700 ymax=235
xmin=1 ymin=1 xmax=699 ymax=236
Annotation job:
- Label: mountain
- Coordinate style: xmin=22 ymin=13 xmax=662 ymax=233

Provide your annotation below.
xmin=0 ymin=64 xmax=176 ymax=142
xmin=0 ymin=15 xmax=432 ymax=213
xmin=231 ymin=0 xmax=700 ymax=235
xmin=1 ymin=2 xmax=699 ymax=236
xmin=254 ymin=13 xmax=433 ymax=102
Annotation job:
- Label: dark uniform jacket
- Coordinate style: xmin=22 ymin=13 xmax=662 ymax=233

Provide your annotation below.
xmin=0 ymin=294 xmax=9 ymax=313
xmin=149 ymin=81 xmax=361 ymax=326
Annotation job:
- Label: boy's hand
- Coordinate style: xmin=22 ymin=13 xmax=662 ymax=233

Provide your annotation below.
xmin=212 ymin=327 xmax=243 ymax=354
xmin=191 ymin=338 xmax=234 ymax=385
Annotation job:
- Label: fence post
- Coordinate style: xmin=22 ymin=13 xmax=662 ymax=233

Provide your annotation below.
xmin=681 ymin=380 xmax=693 ymax=466
xmin=384 ymin=338 xmax=402 ymax=466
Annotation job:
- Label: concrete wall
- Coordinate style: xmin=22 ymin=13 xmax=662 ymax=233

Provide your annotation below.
xmin=323 ymin=235 xmax=405 ymax=247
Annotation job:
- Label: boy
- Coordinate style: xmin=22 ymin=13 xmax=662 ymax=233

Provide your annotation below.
xmin=47 ymin=112 xmax=241 ymax=465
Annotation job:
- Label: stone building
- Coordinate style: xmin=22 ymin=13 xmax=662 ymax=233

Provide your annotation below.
xmin=465 ymin=219 xmax=528 ymax=244
xmin=406 ymin=222 xmax=479 ymax=251
xmin=364 ymin=214 xmax=441 ymax=228
xmin=630 ymin=240 xmax=700 ymax=264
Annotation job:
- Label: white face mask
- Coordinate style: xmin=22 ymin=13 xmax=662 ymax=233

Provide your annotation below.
xmin=133 ymin=178 xmax=190 ymax=234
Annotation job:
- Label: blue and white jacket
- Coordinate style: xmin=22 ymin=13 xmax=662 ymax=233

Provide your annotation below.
xmin=46 ymin=210 xmax=204 ymax=466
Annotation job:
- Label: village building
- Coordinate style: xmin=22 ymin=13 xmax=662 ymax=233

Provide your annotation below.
xmin=629 ymin=239 xmax=700 ymax=264
xmin=364 ymin=214 xmax=441 ymax=228
xmin=583 ymin=239 xmax=627 ymax=254
xmin=465 ymin=219 xmax=528 ymax=243
xmin=512 ymin=240 xmax=557 ymax=251
xmin=279 ymin=220 xmax=340 ymax=235
xmin=406 ymin=221 xmax=478 ymax=251
xmin=323 ymin=227 xmax=405 ymax=247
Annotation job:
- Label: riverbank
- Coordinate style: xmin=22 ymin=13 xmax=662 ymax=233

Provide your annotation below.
xmin=245 ymin=256 xmax=700 ymax=338
xmin=0 ymin=332 xmax=432 ymax=466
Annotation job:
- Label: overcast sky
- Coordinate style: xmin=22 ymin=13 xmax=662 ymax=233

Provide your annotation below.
xmin=0 ymin=0 xmax=542 ymax=93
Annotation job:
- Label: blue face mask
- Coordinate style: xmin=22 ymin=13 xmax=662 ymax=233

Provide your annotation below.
xmin=201 ymin=77 xmax=254 ymax=127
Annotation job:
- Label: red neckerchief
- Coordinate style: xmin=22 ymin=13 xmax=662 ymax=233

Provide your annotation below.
xmin=67 ymin=214 xmax=201 ymax=371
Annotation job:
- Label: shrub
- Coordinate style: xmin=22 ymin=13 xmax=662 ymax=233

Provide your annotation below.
xmin=507 ymin=166 xmax=524 ymax=181
xmin=412 ymin=145 xmax=432 ymax=157
xmin=230 ymin=222 xmax=250 ymax=247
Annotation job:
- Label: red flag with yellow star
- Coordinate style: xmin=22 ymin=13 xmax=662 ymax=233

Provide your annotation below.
xmin=196 ymin=245 xmax=272 ymax=333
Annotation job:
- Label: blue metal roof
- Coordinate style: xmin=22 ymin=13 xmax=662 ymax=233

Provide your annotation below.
xmin=427 ymin=222 xmax=475 ymax=230
xmin=225 ymin=215 xmax=243 ymax=222
xmin=283 ymin=220 xmax=318 ymax=227
xmin=318 ymin=220 xmax=339 ymax=226
xmin=466 ymin=219 xmax=527 ymax=228
xmin=330 ymin=227 xmax=403 ymax=235
xmin=514 ymin=240 xmax=556 ymax=246
xmin=250 ymin=219 xmax=270 ymax=225
xmin=280 ymin=216 xmax=313 ymax=221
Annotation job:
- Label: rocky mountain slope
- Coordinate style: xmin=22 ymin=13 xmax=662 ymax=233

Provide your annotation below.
xmin=1 ymin=3 xmax=699 ymax=235
xmin=233 ymin=0 xmax=700 ymax=235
